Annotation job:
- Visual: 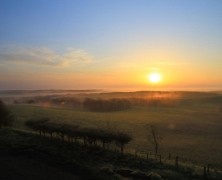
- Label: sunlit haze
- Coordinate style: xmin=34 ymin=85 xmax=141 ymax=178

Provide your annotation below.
xmin=0 ymin=0 xmax=222 ymax=91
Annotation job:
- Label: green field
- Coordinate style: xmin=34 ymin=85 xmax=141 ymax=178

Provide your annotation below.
xmin=7 ymin=91 xmax=222 ymax=168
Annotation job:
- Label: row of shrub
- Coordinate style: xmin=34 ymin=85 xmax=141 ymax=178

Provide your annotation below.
xmin=83 ymin=98 xmax=131 ymax=112
xmin=25 ymin=118 xmax=132 ymax=154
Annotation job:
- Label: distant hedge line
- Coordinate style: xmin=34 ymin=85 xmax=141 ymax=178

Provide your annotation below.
xmin=25 ymin=118 xmax=132 ymax=154
xmin=15 ymin=96 xmax=177 ymax=109
xmin=83 ymin=98 xmax=131 ymax=112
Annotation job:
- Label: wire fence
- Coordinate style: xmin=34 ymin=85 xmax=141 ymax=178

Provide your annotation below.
xmin=129 ymin=149 xmax=222 ymax=179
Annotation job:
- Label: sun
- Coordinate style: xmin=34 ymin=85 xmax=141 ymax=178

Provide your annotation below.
xmin=148 ymin=73 xmax=161 ymax=83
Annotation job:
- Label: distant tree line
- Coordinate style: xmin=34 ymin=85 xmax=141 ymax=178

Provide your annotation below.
xmin=50 ymin=97 xmax=81 ymax=107
xmin=13 ymin=97 xmax=81 ymax=107
xmin=12 ymin=95 xmax=177 ymax=110
xmin=25 ymin=118 xmax=132 ymax=154
xmin=83 ymin=98 xmax=131 ymax=112
xmin=128 ymin=98 xmax=178 ymax=107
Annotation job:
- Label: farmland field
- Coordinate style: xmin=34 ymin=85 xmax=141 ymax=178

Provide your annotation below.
xmin=2 ymin=90 xmax=222 ymax=168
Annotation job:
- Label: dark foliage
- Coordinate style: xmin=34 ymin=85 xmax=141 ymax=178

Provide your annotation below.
xmin=50 ymin=97 xmax=81 ymax=107
xmin=113 ymin=132 xmax=132 ymax=154
xmin=0 ymin=100 xmax=14 ymax=128
xmin=83 ymin=98 xmax=131 ymax=112
xmin=128 ymin=97 xmax=178 ymax=107
xmin=25 ymin=118 xmax=132 ymax=154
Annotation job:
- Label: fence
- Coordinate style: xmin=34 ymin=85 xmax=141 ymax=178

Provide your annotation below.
xmin=132 ymin=149 xmax=222 ymax=179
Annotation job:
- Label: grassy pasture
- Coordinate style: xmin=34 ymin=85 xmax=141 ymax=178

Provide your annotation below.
xmin=8 ymin=91 xmax=222 ymax=168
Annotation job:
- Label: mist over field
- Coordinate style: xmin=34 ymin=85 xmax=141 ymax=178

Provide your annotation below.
xmin=0 ymin=89 xmax=222 ymax=179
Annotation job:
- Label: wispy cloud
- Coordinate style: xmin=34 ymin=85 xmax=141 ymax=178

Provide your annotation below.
xmin=153 ymin=61 xmax=188 ymax=66
xmin=0 ymin=46 xmax=93 ymax=67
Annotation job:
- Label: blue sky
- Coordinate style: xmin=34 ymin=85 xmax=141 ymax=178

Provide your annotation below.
xmin=0 ymin=0 xmax=222 ymax=90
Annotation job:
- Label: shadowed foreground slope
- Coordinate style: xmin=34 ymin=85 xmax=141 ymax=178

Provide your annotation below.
xmin=0 ymin=154 xmax=81 ymax=180
xmin=0 ymin=128 xmax=222 ymax=180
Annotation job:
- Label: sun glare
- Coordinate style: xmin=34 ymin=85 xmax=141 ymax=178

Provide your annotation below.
xmin=148 ymin=73 xmax=161 ymax=83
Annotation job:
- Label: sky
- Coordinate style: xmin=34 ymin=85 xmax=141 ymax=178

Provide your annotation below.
xmin=0 ymin=0 xmax=222 ymax=91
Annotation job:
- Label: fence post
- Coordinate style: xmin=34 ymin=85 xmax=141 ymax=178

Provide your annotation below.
xmin=175 ymin=156 xmax=179 ymax=168
xmin=203 ymin=166 xmax=207 ymax=179
xmin=169 ymin=153 xmax=171 ymax=160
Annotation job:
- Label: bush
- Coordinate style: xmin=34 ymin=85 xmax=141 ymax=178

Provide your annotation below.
xmin=0 ymin=100 xmax=14 ymax=128
xmin=113 ymin=132 xmax=132 ymax=154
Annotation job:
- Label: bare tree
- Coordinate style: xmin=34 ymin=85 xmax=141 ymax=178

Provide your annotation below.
xmin=146 ymin=124 xmax=162 ymax=155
